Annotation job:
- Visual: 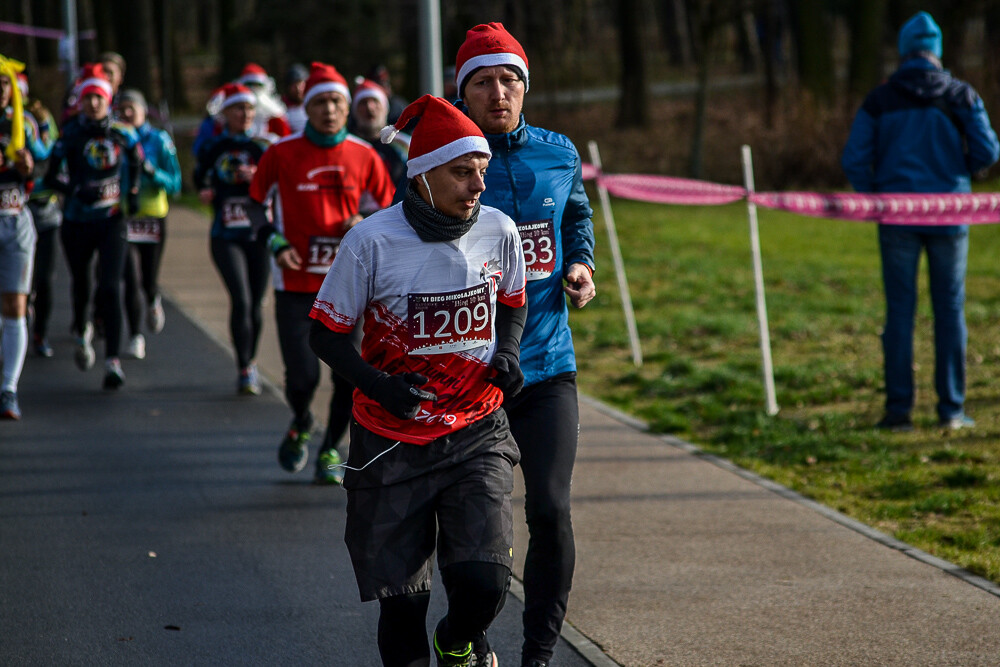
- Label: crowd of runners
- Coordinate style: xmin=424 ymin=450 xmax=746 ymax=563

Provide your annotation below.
xmin=1 ymin=21 xmax=596 ymax=667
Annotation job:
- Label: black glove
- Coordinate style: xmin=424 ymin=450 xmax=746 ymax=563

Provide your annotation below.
xmin=487 ymin=350 xmax=523 ymax=398
xmin=75 ymin=184 xmax=101 ymax=204
xmin=368 ymin=372 xmax=438 ymax=420
xmin=127 ymin=190 xmax=140 ymax=216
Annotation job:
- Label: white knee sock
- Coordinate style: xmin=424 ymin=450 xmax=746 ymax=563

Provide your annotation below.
xmin=1 ymin=316 xmax=28 ymax=393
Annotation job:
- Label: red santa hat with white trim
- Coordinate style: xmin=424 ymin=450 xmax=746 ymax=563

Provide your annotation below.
xmin=351 ymin=78 xmax=389 ymax=114
xmin=77 ymin=63 xmax=113 ymax=102
xmin=219 ymin=83 xmax=256 ymax=110
xmin=455 ymin=22 xmax=529 ymax=98
xmin=237 ymin=63 xmax=270 ymax=87
xmin=380 ymin=94 xmax=490 ymax=179
xmin=303 ymin=62 xmax=351 ymax=107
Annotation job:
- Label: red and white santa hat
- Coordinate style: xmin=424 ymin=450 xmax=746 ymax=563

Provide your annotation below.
xmin=455 ymin=22 xmax=529 ymax=97
xmin=218 ymin=82 xmax=256 ymax=110
xmin=380 ymin=94 xmax=490 ymax=178
xmin=237 ymin=63 xmax=270 ymax=87
xmin=77 ymin=63 xmax=114 ymax=102
xmin=351 ymin=78 xmax=388 ymax=114
xmin=303 ymin=61 xmax=351 ymax=107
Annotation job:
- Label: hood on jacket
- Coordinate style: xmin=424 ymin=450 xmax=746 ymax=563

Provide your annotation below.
xmin=898 ymin=11 xmax=942 ymax=58
xmin=889 ymin=61 xmax=950 ymax=101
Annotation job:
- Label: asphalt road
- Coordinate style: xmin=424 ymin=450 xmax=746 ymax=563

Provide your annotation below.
xmin=0 ymin=262 xmax=593 ymax=666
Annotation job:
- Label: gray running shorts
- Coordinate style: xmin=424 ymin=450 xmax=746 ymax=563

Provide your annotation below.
xmin=0 ymin=209 xmax=36 ymax=294
xmin=344 ymin=410 xmax=518 ymax=601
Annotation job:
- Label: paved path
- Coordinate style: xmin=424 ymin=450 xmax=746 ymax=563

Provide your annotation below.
xmin=4 ymin=206 xmax=1000 ymax=666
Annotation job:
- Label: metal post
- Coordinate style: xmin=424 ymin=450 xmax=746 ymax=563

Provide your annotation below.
xmin=741 ymin=144 xmax=779 ymax=416
xmin=587 ymin=141 xmax=643 ymax=367
xmin=59 ymin=0 xmax=78 ymax=87
xmin=418 ymin=0 xmax=443 ymax=96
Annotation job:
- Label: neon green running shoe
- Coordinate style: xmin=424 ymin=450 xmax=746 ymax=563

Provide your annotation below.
xmin=314 ymin=449 xmax=345 ymax=485
xmin=433 ymin=633 xmax=474 ymax=667
xmin=278 ymin=427 xmax=310 ymax=473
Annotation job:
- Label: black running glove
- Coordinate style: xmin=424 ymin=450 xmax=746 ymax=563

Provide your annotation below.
xmin=369 ymin=372 xmax=438 ymax=420
xmin=487 ymin=351 xmax=523 ymax=398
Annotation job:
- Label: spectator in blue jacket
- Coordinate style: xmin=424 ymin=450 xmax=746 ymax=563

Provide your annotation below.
xmin=842 ymin=11 xmax=999 ymax=431
xmin=456 ymin=22 xmax=596 ymax=667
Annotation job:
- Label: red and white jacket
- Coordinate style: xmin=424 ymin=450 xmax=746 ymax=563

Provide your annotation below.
xmin=249 ymin=131 xmax=395 ymax=293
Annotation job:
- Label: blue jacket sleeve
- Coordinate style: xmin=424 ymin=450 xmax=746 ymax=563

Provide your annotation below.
xmin=192 ymin=116 xmax=217 ymax=157
xmin=149 ymin=131 xmax=182 ymax=195
xmin=957 ymin=94 xmax=1000 ymax=174
xmin=842 ymin=108 xmax=877 ymax=193
xmin=561 ymin=151 xmax=596 ymax=274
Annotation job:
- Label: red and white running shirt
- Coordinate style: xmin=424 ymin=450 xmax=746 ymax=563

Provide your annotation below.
xmin=310 ymin=203 xmax=526 ymax=445
xmin=249 ymin=132 xmax=395 ymax=293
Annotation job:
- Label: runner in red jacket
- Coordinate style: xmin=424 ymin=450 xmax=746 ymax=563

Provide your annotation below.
xmin=249 ymin=61 xmax=394 ymax=484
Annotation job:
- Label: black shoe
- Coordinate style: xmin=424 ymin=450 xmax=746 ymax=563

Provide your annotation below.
xmin=522 ymin=661 xmax=548 ymax=667
xmin=875 ymin=413 xmax=913 ymax=432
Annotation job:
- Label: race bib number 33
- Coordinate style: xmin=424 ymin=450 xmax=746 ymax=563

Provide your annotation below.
xmin=408 ymin=283 xmax=493 ymax=355
xmin=518 ymin=219 xmax=556 ymax=280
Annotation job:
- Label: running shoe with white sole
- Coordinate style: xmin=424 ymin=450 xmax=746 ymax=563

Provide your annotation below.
xmin=126 ymin=334 xmax=146 ymax=360
xmin=75 ymin=322 xmax=95 ymax=371
xmin=103 ymin=358 xmax=125 ymax=390
xmin=238 ymin=363 xmax=262 ymax=396
xmin=147 ymin=295 xmax=165 ymax=334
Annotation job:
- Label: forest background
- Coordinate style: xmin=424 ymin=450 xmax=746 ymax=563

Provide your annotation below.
xmin=5 ymin=0 xmax=1000 ymax=189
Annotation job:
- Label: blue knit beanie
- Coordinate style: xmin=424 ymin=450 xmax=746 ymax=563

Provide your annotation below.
xmin=898 ymin=11 xmax=942 ymax=58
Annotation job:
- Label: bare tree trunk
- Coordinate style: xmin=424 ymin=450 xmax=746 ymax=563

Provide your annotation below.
xmin=789 ymin=0 xmax=834 ymax=102
xmin=616 ymin=0 xmax=647 ymax=127
xmin=21 ymin=0 xmax=39 ymax=72
xmin=846 ymin=0 xmax=887 ymax=100
xmin=659 ymin=0 xmax=694 ymax=66
xmin=689 ymin=4 xmax=717 ymax=179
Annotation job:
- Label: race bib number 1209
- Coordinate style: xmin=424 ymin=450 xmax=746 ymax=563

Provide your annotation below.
xmin=407 ymin=283 xmax=493 ymax=355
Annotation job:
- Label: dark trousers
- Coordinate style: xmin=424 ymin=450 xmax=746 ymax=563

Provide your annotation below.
xmin=210 ymin=236 xmax=270 ymax=370
xmin=503 ymin=372 xmax=579 ymax=664
xmin=60 ymin=217 xmax=128 ymax=358
xmin=274 ymin=289 xmax=354 ymax=452
xmin=123 ymin=219 xmax=167 ymax=336
xmin=30 ymin=226 xmax=59 ymax=340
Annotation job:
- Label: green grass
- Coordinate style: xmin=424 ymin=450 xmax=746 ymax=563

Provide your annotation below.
xmin=573 ymin=182 xmax=1000 ymax=585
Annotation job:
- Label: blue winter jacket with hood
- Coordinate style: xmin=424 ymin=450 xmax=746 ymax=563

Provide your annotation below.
xmin=841 ymin=12 xmax=999 ymax=233
xmin=474 ymin=113 xmax=595 ymax=387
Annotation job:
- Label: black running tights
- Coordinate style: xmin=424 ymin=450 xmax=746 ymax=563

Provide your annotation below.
xmin=60 ymin=217 xmax=128 ymax=358
xmin=210 ymin=235 xmax=269 ymax=369
xmin=377 ymin=561 xmax=510 ymax=667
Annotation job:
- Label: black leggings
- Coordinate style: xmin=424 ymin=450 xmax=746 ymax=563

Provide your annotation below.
xmin=30 ymin=225 xmax=59 ymax=340
xmin=60 ymin=217 xmax=129 ymax=358
xmin=377 ymin=561 xmax=510 ymax=667
xmin=274 ymin=290 xmax=356 ymax=452
xmin=210 ymin=235 xmax=270 ymax=370
xmin=503 ymin=372 xmax=579 ymax=664
xmin=123 ymin=218 xmax=167 ymax=336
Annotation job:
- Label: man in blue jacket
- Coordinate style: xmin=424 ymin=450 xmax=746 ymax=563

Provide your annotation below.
xmin=456 ymin=23 xmax=596 ymax=667
xmin=842 ymin=11 xmax=999 ymax=432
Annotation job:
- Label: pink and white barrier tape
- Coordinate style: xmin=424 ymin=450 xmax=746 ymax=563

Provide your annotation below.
xmin=749 ymin=191 xmax=1000 ymax=225
xmin=582 ymin=163 xmax=1000 ymax=225
xmin=0 ymin=21 xmax=96 ymax=40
